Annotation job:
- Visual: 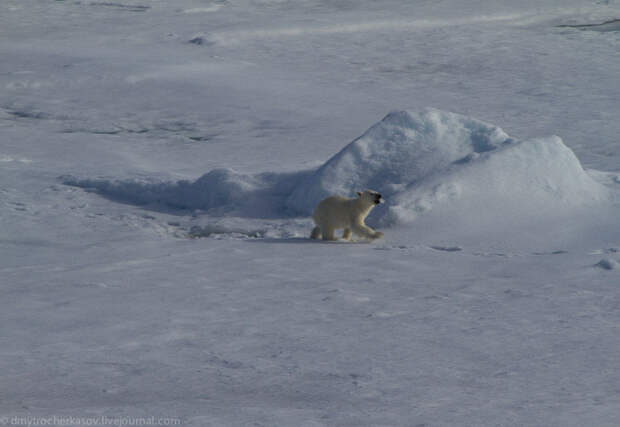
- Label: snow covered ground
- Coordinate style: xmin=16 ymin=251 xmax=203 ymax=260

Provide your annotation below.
xmin=2 ymin=1 xmax=620 ymax=426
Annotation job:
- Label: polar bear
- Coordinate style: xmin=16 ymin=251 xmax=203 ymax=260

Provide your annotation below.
xmin=310 ymin=190 xmax=384 ymax=241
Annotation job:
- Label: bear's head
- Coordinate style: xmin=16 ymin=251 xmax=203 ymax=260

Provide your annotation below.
xmin=356 ymin=189 xmax=383 ymax=206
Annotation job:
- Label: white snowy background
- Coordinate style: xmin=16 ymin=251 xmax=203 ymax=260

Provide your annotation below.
xmin=1 ymin=1 xmax=620 ymax=426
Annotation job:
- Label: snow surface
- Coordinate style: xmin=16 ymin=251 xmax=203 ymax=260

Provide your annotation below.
xmin=2 ymin=1 xmax=620 ymax=426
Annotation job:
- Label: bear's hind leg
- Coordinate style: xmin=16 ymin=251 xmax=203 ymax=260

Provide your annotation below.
xmin=310 ymin=226 xmax=321 ymax=239
xmin=342 ymin=228 xmax=352 ymax=240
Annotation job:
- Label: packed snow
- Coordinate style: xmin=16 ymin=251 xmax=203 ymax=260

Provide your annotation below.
xmin=2 ymin=1 xmax=620 ymax=426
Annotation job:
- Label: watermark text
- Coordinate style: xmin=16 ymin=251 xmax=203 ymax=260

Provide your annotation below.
xmin=0 ymin=415 xmax=181 ymax=426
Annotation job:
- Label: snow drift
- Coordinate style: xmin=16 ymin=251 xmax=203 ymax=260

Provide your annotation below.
xmin=62 ymin=169 xmax=310 ymax=218
xmin=64 ymin=108 xmax=609 ymax=226
xmin=289 ymin=109 xmax=608 ymax=226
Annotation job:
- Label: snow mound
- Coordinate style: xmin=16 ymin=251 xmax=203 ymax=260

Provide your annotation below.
xmin=381 ymin=134 xmax=609 ymax=225
xmin=287 ymin=108 xmax=513 ymax=214
xmin=287 ymin=109 xmax=609 ymax=225
xmin=65 ymin=109 xmax=609 ymax=228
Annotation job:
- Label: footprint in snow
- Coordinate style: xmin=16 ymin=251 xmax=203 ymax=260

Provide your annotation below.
xmin=532 ymin=250 xmax=568 ymax=255
xmin=430 ymin=245 xmax=463 ymax=252
xmin=595 ymin=259 xmax=618 ymax=270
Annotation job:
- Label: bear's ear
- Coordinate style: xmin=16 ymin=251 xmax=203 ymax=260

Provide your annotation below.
xmin=356 ymin=191 xmax=362 ymax=197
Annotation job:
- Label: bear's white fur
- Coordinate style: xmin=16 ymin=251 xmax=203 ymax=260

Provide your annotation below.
xmin=310 ymin=190 xmax=384 ymax=241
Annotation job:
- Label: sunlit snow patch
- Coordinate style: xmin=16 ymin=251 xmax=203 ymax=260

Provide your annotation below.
xmin=182 ymin=5 xmax=223 ymax=14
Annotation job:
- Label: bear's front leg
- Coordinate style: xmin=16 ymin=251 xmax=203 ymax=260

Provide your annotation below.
xmin=352 ymin=223 xmax=383 ymax=240
xmin=342 ymin=228 xmax=352 ymax=240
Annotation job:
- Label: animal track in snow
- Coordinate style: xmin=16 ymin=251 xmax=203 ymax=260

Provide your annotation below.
xmin=429 ymin=245 xmax=463 ymax=252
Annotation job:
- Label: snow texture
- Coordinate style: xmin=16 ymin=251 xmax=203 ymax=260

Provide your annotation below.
xmin=3 ymin=1 xmax=620 ymax=426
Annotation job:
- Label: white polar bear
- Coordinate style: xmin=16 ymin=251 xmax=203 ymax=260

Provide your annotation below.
xmin=310 ymin=190 xmax=384 ymax=241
